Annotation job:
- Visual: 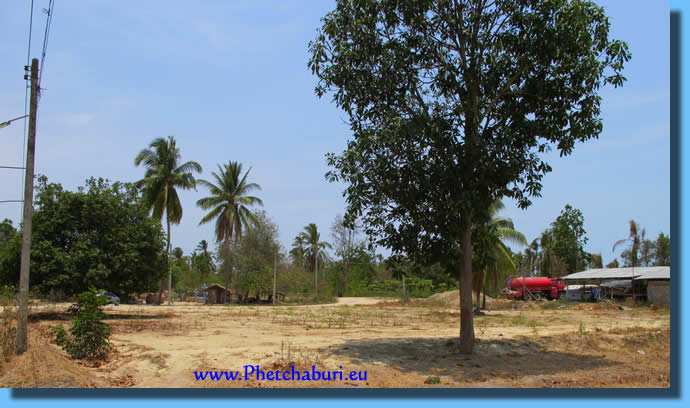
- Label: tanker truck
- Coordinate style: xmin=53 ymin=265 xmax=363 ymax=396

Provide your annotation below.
xmin=502 ymin=277 xmax=567 ymax=301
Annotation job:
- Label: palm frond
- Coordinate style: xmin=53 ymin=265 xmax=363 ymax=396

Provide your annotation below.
xmin=199 ymin=204 xmax=224 ymax=226
xmin=612 ymin=238 xmax=627 ymax=252
xmin=497 ymin=228 xmax=527 ymax=246
xmin=166 ymin=188 xmax=183 ymax=224
xmin=176 ymin=160 xmax=203 ymax=175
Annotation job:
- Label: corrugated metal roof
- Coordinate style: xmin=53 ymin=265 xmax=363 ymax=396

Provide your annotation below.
xmin=634 ymin=267 xmax=671 ymax=280
xmin=564 ymin=266 xmax=669 ymax=280
xmin=600 ymin=279 xmax=633 ymax=288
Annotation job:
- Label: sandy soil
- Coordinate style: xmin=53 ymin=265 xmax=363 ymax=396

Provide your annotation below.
xmin=0 ymin=296 xmax=671 ymax=388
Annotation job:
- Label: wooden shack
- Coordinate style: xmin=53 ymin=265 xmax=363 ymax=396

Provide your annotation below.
xmin=204 ymin=284 xmax=231 ymax=304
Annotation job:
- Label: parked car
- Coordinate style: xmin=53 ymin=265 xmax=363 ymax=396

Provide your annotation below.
xmin=97 ymin=291 xmax=120 ymax=306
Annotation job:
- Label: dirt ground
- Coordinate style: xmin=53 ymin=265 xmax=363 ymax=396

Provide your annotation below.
xmin=0 ymin=295 xmax=671 ymax=388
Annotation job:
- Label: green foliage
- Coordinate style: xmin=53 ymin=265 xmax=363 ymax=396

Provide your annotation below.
xmin=231 ymin=211 xmax=280 ymax=299
xmin=310 ymin=0 xmax=630 ymax=265
xmin=295 ymin=224 xmax=332 ymax=275
xmin=1 ymin=177 xmax=167 ymax=297
xmin=197 ymin=162 xmax=263 ymax=244
xmin=278 ymin=264 xmax=314 ymax=297
xmin=173 ymin=240 xmax=221 ymax=294
xmin=425 ymin=376 xmax=441 ymax=385
xmin=654 ymin=233 xmax=670 ymax=266
xmin=385 ymin=257 xmax=456 ymax=290
xmin=588 ymin=253 xmax=603 ymax=269
xmin=612 ymin=221 xmax=668 ymax=268
xmin=134 ymin=136 xmax=202 ymax=226
xmin=471 ymin=199 xmax=527 ymax=308
xmin=0 ymin=220 xmax=21 ymax=286
xmin=513 ymin=204 xmax=587 ymax=276
xmin=197 ymin=161 xmax=263 ymax=300
xmin=51 ymin=288 xmax=112 ymax=360
xmin=606 ymin=258 xmax=620 ymax=268
xmin=0 ymin=219 xmax=18 ymax=248
xmin=546 ymin=205 xmax=589 ymax=274
xmin=624 ymin=233 xmax=670 ymax=268
xmin=195 ymin=240 xmax=216 ymax=279
xmin=329 ymin=215 xmax=366 ymax=295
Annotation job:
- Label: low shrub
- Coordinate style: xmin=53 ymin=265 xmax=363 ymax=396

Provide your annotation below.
xmin=50 ymin=288 xmax=112 ymax=360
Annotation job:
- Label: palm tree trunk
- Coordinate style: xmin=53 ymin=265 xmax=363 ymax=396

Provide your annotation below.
xmin=314 ymin=249 xmax=319 ymax=297
xmin=474 ymin=270 xmax=484 ymax=315
xmin=224 ymin=239 xmax=232 ymax=303
xmin=167 ymin=217 xmax=172 ymax=305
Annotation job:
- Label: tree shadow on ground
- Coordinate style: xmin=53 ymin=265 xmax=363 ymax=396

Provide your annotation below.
xmin=28 ymin=311 xmax=173 ymax=322
xmin=325 ymin=335 xmax=618 ymax=385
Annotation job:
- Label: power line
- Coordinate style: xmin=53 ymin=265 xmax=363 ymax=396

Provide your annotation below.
xmin=38 ymin=0 xmax=55 ymax=92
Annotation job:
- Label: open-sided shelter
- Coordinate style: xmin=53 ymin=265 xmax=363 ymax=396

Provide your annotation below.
xmin=563 ymin=266 xmax=670 ymax=303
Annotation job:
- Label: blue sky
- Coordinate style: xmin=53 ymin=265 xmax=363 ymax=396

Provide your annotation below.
xmin=0 ymin=0 xmax=670 ymax=266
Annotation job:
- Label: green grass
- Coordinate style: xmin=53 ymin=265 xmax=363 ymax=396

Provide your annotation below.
xmin=511 ymin=312 xmax=545 ymax=327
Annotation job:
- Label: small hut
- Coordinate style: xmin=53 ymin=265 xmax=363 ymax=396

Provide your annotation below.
xmin=204 ymin=284 xmax=232 ymax=304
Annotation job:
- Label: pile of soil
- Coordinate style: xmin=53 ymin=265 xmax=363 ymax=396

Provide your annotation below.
xmin=425 ymin=290 xmax=498 ymax=309
xmin=0 ymin=327 xmax=110 ymax=388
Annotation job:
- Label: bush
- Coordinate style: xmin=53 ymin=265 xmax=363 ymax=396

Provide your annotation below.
xmin=50 ymin=288 xmax=112 ymax=360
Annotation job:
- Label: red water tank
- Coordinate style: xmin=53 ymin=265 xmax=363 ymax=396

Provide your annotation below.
xmin=510 ymin=277 xmax=556 ymax=292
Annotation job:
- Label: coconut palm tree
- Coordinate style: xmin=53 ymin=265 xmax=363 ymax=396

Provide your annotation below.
xmin=538 ymin=231 xmax=567 ymax=278
xmin=613 ymin=220 xmax=645 ymax=301
xmin=196 ymin=161 xmax=263 ymax=302
xmin=612 ymin=220 xmax=645 ymax=268
xmin=289 ymin=235 xmax=307 ymax=267
xmin=135 ymin=136 xmax=202 ymax=305
xmin=473 ymin=200 xmax=527 ymax=313
xmin=520 ymin=239 xmax=540 ymax=276
xmin=297 ymin=223 xmax=332 ymax=296
xmin=195 ymin=239 xmax=216 ymax=279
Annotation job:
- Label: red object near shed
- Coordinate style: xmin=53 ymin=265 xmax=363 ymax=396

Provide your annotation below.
xmin=503 ymin=277 xmax=567 ymax=300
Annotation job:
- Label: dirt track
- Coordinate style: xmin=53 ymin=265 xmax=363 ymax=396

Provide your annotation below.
xmin=0 ymin=297 xmax=671 ymax=388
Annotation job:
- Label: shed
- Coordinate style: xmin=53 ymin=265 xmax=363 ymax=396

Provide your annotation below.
xmin=634 ymin=267 xmax=670 ymax=305
xmin=564 ymin=266 xmax=670 ymax=303
xmin=204 ymin=284 xmax=232 ymax=304
xmin=565 ymin=284 xmax=598 ymax=301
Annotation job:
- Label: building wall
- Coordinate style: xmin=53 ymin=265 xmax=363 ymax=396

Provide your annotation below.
xmin=647 ymin=280 xmax=670 ymax=305
xmin=207 ymin=288 xmax=223 ymax=304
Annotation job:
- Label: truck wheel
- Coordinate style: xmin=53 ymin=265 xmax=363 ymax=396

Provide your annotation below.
xmin=559 ymin=292 xmax=566 ymax=300
xmin=533 ymin=293 xmax=542 ymax=301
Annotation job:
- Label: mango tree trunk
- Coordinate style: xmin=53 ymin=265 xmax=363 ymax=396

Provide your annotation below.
xmin=459 ymin=213 xmax=475 ymax=354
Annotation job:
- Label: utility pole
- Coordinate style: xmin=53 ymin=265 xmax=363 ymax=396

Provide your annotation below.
xmin=16 ymin=58 xmax=39 ymax=354
xmin=314 ymin=248 xmax=319 ymax=297
xmin=402 ymin=274 xmax=406 ymax=297
xmin=273 ymin=251 xmax=277 ymax=305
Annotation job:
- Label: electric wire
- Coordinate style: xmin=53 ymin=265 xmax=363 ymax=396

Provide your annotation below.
xmin=38 ymin=0 xmax=55 ymax=92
